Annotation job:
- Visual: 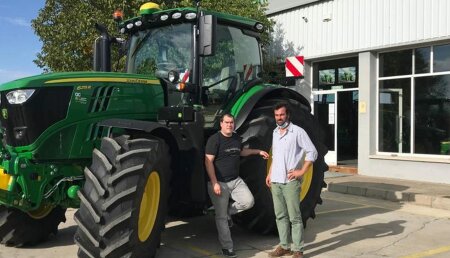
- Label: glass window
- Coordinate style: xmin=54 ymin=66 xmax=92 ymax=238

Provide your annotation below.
xmin=378 ymin=79 xmax=411 ymax=153
xmin=319 ymin=69 xmax=336 ymax=85
xmin=414 ymin=75 xmax=450 ymax=154
xmin=126 ymin=24 xmax=193 ymax=107
xmin=127 ymin=24 xmax=192 ymax=76
xmin=202 ymin=26 xmax=261 ymax=88
xmin=202 ymin=25 xmax=262 ymax=127
xmin=433 ymin=44 xmax=450 ymax=72
xmin=338 ymin=67 xmax=357 ymax=83
xmin=415 ymin=47 xmax=430 ymax=74
xmin=378 ymin=44 xmax=450 ymax=156
xmin=379 ymin=50 xmax=412 ymax=77
xmin=313 ymin=57 xmax=358 ymax=90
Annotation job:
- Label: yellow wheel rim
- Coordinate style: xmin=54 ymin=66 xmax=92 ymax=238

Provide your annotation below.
xmin=138 ymin=171 xmax=160 ymax=242
xmin=300 ymin=165 xmax=313 ymax=201
xmin=266 ymin=149 xmax=273 ymax=176
xmin=266 ymin=148 xmax=313 ymax=201
xmin=27 ymin=204 xmax=53 ymax=219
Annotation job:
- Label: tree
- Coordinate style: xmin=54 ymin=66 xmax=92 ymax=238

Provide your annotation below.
xmin=31 ymin=0 xmax=272 ymax=73
xmin=262 ymin=23 xmax=303 ymax=85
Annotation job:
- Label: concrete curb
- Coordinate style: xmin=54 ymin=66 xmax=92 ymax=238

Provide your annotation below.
xmin=327 ymin=181 xmax=450 ymax=211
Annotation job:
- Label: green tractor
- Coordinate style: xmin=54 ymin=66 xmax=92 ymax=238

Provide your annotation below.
xmin=0 ymin=2 xmax=328 ymax=256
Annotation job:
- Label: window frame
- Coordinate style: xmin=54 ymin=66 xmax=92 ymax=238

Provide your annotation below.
xmin=376 ymin=44 xmax=450 ymax=157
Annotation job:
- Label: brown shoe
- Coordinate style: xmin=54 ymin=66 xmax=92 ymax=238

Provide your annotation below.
xmin=292 ymin=251 xmax=304 ymax=258
xmin=268 ymin=246 xmax=293 ymax=257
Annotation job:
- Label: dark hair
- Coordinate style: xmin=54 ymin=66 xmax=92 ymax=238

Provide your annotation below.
xmin=273 ymin=102 xmax=290 ymax=116
xmin=220 ymin=113 xmax=235 ymax=122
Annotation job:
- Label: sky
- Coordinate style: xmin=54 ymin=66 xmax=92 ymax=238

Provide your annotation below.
xmin=0 ymin=0 xmax=45 ymax=84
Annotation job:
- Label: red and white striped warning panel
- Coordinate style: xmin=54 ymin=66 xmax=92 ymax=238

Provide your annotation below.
xmin=181 ymin=69 xmax=190 ymax=82
xmin=285 ymin=56 xmax=304 ymax=77
xmin=243 ymin=64 xmax=253 ymax=81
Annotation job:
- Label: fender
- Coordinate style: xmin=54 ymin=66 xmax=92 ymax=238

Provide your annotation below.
xmin=98 ymin=118 xmax=179 ymax=175
xmin=98 ymin=117 xmax=207 ymax=207
xmin=233 ymin=86 xmax=312 ymax=130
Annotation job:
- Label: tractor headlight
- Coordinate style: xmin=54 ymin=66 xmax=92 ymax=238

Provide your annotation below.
xmin=185 ymin=12 xmax=197 ymax=20
xmin=172 ymin=12 xmax=182 ymax=19
xmin=6 ymin=89 xmax=35 ymax=104
xmin=255 ymin=23 xmax=264 ymax=32
xmin=160 ymin=14 xmax=169 ymax=21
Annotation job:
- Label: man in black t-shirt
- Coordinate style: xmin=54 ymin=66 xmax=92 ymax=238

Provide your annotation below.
xmin=205 ymin=113 xmax=269 ymax=257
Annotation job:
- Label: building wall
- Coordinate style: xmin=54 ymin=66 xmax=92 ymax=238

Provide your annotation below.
xmin=270 ymin=0 xmax=450 ymax=59
xmin=270 ymin=0 xmax=450 ymax=183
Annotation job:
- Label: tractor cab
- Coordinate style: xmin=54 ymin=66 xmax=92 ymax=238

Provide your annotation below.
xmin=107 ymin=2 xmax=265 ymax=127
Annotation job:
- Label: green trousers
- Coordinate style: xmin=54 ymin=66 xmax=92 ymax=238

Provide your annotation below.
xmin=271 ymin=180 xmax=304 ymax=252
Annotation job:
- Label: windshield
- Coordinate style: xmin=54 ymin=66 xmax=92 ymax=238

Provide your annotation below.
xmin=127 ymin=23 xmax=192 ymax=76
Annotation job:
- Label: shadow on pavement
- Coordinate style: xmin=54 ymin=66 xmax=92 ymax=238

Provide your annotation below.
xmin=302 ymin=183 xmax=410 ymax=257
xmin=159 ymin=213 xmax=274 ymax=258
xmin=159 ymin=181 xmax=411 ymax=257
xmin=23 ymin=225 xmax=77 ymax=249
xmin=306 ymin=220 xmax=406 ymax=257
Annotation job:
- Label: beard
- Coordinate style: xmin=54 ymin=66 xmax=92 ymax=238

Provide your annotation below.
xmin=276 ymin=119 xmax=289 ymax=129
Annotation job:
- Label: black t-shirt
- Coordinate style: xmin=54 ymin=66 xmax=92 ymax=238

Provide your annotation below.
xmin=205 ymin=132 xmax=242 ymax=182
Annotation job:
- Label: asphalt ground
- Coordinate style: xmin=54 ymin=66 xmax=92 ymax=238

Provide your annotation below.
xmin=1 ymin=191 xmax=450 ymax=258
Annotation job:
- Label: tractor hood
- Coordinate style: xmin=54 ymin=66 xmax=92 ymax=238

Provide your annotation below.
xmin=0 ymin=71 xmax=160 ymax=91
xmin=0 ymin=71 xmax=164 ymax=152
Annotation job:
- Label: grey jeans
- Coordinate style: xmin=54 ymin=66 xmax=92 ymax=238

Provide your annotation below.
xmin=207 ymin=177 xmax=255 ymax=249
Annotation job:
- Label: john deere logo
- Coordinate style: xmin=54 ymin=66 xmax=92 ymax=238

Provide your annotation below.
xmin=1 ymin=109 xmax=7 ymax=119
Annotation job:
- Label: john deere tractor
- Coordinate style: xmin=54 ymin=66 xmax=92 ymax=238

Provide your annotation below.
xmin=0 ymin=2 xmax=327 ymax=257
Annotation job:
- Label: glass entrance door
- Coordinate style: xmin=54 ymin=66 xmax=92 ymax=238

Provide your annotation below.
xmin=336 ymin=90 xmax=359 ymax=165
xmin=314 ymin=92 xmax=336 ymax=165
xmin=313 ymin=57 xmax=359 ymax=167
xmin=314 ymin=90 xmax=359 ymax=166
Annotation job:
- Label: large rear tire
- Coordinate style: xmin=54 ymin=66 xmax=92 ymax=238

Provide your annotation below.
xmin=74 ymin=135 xmax=170 ymax=258
xmin=235 ymin=97 xmax=328 ymax=234
xmin=0 ymin=204 xmax=66 ymax=246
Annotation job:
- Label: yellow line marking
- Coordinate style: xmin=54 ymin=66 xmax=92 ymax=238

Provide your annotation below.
xmin=317 ymin=205 xmax=370 ymax=215
xmin=166 ymin=241 xmax=221 ymax=258
xmin=400 ymin=245 xmax=450 ymax=258
xmin=45 ymin=77 xmax=159 ymax=84
xmin=185 ymin=244 xmax=221 ymax=257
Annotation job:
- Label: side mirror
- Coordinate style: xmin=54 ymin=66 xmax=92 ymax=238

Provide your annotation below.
xmin=199 ymin=15 xmax=216 ymax=57
xmin=114 ymin=37 xmax=127 ymax=58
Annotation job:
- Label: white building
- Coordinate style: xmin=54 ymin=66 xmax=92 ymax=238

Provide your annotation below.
xmin=267 ymin=0 xmax=450 ymax=184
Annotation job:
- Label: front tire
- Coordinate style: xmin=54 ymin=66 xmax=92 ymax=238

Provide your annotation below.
xmin=0 ymin=205 xmax=66 ymax=246
xmin=74 ymin=135 xmax=170 ymax=258
xmin=235 ymin=97 xmax=328 ymax=233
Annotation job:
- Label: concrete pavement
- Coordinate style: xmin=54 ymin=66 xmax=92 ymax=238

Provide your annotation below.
xmin=2 ymin=191 xmax=450 ymax=258
xmin=2 ymin=172 xmax=450 ymax=258
xmin=325 ymin=171 xmax=450 ymax=211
